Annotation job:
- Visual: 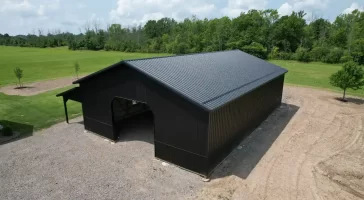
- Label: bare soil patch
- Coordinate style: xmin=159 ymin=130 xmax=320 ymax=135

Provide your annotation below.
xmin=193 ymin=86 xmax=364 ymax=200
xmin=0 ymin=76 xmax=83 ymax=96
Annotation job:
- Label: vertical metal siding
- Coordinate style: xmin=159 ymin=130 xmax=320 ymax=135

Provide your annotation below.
xmin=207 ymin=75 xmax=285 ymax=173
xmin=80 ymin=63 xmax=209 ymax=157
xmin=76 ymin=62 xmax=284 ymax=177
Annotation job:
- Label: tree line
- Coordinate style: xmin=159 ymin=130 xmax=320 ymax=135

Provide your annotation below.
xmin=1 ymin=9 xmax=364 ymax=64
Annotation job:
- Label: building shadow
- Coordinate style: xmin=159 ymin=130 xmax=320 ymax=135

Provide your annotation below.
xmin=0 ymin=120 xmax=34 ymax=145
xmin=210 ymin=103 xmax=299 ymax=180
xmin=116 ymin=111 xmax=154 ymax=144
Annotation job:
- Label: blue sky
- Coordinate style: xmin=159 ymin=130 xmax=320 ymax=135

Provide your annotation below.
xmin=0 ymin=0 xmax=363 ymax=35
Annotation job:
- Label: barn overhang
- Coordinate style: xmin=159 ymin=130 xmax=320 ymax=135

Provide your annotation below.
xmin=56 ymin=87 xmax=82 ymax=123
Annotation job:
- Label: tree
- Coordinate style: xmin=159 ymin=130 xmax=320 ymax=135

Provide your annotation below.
xmin=330 ymin=61 xmax=364 ymax=100
xmin=14 ymin=67 xmax=23 ymax=88
xmin=74 ymin=62 xmax=80 ymax=79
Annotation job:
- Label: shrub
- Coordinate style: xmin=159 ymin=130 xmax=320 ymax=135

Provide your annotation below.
xmin=310 ymin=46 xmax=330 ymax=61
xmin=14 ymin=67 xmax=23 ymax=87
xmin=322 ymin=48 xmax=344 ymax=64
xmin=1 ymin=127 xmax=13 ymax=136
xmin=352 ymin=51 xmax=364 ymax=65
xmin=351 ymin=38 xmax=364 ymax=65
xmin=340 ymin=55 xmax=353 ymax=63
xmin=74 ymin=62 xmax=80 ymax=79
xmin=241 ymin=42 xmax=268 ymax=60
xmin=268 ymin=46 xmax=280 ymax=60
xmin=278 ymin=52 xmax=294 ymax=60
xmin=295 ymin=47 xmax=312 ymax=62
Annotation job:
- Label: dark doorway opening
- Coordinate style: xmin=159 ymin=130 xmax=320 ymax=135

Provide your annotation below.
xmin=111 ymin=97 xmax=154 ymax=144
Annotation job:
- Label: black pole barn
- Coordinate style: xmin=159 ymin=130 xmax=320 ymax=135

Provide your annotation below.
xmin=57 ymin=50 xmax=287 ymax=177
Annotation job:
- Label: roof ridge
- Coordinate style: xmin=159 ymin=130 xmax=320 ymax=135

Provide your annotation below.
xmin=123 ymin=49 xmax=241 ymax=63
xmin=73 ymin=50 xmax=240 ymax=84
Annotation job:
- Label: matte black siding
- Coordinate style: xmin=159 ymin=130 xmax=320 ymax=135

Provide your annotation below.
xmin=80 ymin=63 xmax=209 ymax=157
xmin=71 ymin=62 xmax=285 ymax=176
xmin=206 ymin=75 xmax=285 ymax=174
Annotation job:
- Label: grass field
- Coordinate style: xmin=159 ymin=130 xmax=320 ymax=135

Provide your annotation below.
xmin=0 ymin=46 xmax=169 ymax=86
xmin=1 ymin=46 xmax=364 ymax=135
xmin=271 ymin=60 xmax=364 ymax=97
xmin=0 ymin=87 xmax=82 ymax=136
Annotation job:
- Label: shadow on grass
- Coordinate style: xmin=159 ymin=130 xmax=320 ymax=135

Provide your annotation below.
xmin=210 ymin=103 xmax=299 ymax=180
xmin=334 ymin=97 xmax=364 ymax=105
xmin=0 ymin=120 xmax=34 ymax=145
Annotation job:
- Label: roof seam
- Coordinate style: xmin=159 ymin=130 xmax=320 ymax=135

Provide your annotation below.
xmin=202 ymin=70 xmax=285 ymax=105
xmin=123 ymin=62 xmax=210 ymax=111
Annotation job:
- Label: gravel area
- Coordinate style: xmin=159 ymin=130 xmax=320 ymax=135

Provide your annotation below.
xmin=0 ymin=117 xmax=203 ymax=200
xmin=1 ymin=86 xmax=363 ymax=200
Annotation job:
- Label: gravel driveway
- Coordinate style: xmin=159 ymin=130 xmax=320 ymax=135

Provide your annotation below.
xmin=0 ymin=116 xmax=203 ymax=200
xmin=1 ymin=86 xmax=363 ymax=200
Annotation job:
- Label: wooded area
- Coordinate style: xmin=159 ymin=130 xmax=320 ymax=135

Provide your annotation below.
xmin=1 ymin=9 xmax=364 ymax=64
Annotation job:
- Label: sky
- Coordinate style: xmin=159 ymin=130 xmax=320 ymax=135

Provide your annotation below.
xmin=0 ymin=0 xmax=363 ymax=35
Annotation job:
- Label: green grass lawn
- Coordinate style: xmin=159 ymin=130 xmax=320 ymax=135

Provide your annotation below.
xmin=270 ymin=60 xmax=364 ymax=97
xmin=1 ymin=46 xmax=363 ymax=135
xmin=0 ymin=46 xmax=170 ymax=86
xmin=0 ymin=87 xmax=82 ymax=136
xmin=0 ymin=46 xmax=169 ymax=136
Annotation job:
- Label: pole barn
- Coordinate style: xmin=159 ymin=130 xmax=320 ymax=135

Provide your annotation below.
xmin=57 ymin=50 xmax=288 ymax=177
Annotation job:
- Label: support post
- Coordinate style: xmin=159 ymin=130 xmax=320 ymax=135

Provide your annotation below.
xmin=63 ymin=97 xmax=69 ymax=124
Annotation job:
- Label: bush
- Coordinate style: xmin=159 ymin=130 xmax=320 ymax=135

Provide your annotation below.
xmin=295 ymin=47 xmax=312 ymax=62
xmin=310 ymin=46 xmax=330 ymax=61
xmin=322 ymin=48 xmax=344 ymax=64
xmin=352 ymin=51 xmax=364 ymax=65
xmin=340 ymin=55 xmax=353 ymax=63
xmin=241 ymin=42 xmax=268 ymax=60
xmin=14 ymin=67 xmax=23 ymax=87
xmin=1 ymin=127 xmax=13 ymax=136
xmin=268 ymin=46 xmax=280 ymax=60
xmin=278 ymin=52 xmax=294 ymax=60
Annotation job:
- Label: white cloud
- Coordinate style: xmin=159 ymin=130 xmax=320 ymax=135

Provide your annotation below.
xmin=222 ymin=0 xmax=268 ymax=17
xmin=278 ymin=2 xmax=293 ymax=16
xmin=0 ymin=0 xmax=61 ymax=17
xmin=77 ymin=3 xmax=86 ymax=9
xmin=0 ymin=0 xmax=66 ymax=35
xmin=278 ymin=0 xmax=330 ymax=16
xmin=109 ymin=0 xmax=216 ymax=25
xmin=0 ymin=0 xmax=38 ymax=17
xmin=343 ymin=2 xmax=364 ymax=14
xmin=37 ymin=5 xmax=45 ymax=15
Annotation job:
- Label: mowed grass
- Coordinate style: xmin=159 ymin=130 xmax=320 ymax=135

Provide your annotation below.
xmin=1 ymin=46 xmax=364 ymax=135
xmin=0 ymin=87 xmax=82 ymax=136
xmin=0 ymin=46 xmax=170 ymax=86
xmin=0 ymin=46 xmax=169 ymax=135
xmin=270 ymin=60 xmax=364 ymax=97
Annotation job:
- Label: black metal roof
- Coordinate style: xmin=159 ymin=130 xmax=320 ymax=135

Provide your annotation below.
xmin=74 ymin=50 xmax=287 ymax=110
